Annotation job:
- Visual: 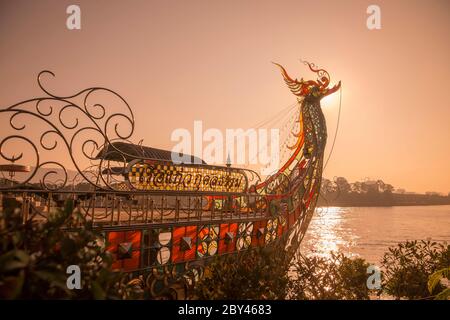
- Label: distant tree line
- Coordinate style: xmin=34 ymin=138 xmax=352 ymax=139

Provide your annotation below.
xmin=318 ymin=177 xmax=450 ymax=207
xmin=1 ymin=175 xmax=449 ymax=207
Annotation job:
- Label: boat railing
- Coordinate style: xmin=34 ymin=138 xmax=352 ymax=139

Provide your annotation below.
xmin=0 ymin=189 xmax=270 ymax=228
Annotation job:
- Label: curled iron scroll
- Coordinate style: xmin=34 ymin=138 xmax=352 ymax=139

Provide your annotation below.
xmin=0 ymin=70 xmax=135 ymax=191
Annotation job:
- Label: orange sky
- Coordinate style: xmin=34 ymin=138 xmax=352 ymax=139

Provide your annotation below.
xmin=0 ymin=0 xmax=449 ymax=193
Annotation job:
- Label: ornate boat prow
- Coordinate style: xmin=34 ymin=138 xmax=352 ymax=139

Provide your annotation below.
xmin=0 ymin=61 xmax=341 ymax=298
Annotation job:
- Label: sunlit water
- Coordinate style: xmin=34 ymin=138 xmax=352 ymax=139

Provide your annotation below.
xmin=300 ymin=205 xmax=450 ymax=265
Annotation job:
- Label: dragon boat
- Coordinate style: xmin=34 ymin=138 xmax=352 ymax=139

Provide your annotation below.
xmin=0 ymin=61 xmax=340 ymax=298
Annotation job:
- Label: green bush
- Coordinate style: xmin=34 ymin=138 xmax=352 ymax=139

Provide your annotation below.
xmin=195 ymin=240 xmax=450 ymax=300
xmin=194 ymin=245 xmax=374 ymax=300
xmin=428 ymin=267 xmax=450 ymax=300
xmin=0 ymin=199 xmax=142 ymax=299
xmin=289 ymin=252 xmax=373 ymax=300
xmin=381 ymin=240 xmax=450 ymax=300
xmin=193 ymin=246 xmax=291 ymax=300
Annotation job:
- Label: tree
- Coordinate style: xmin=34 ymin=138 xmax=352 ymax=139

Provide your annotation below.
xmin=383 ymin=184 xmax=394 ymax=194
xmin=350 ymin=181 xmax=362 ymax=194
xmin=335 ymin=177 xmax=351 ymax=194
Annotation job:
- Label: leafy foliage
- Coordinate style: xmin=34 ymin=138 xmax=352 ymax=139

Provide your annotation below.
xmin=193 ymin=246 xmax=291 ymax=299
xmin=0 ymin=199 xmax=143 ymax=299
xmin=428 ymin=267 xmax=450 ymax=300
xmin=194 ymin=243 xmax=374 ymax=300
xmin=381 ymin=240 xmax=450 ymax=300
xmin=289 ymin=252 xmax=373 ymax=300
xmin=195 ymin=240 xmax=450 ymax=300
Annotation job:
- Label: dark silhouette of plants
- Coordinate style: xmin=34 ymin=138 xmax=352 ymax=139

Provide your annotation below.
xmin=289 ymin=252 xmax=373 ymax=300
xmin=194 ymin=245 xmax=374 ymax=300
xmin=193 ymin=246 xmax=291 ymax=300
xmin=428 ymin=267 xmax=450 ymax=300
xmin=0 ymin=199 xmax=143 ymax=299
xmin=381 ymin=240 xmax=450 ymax=300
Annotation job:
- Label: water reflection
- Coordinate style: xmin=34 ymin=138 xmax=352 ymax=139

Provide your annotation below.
xmin=301 ymin=207 xmax=359 ymax=260
xmin=300 ymin=205 xmax=450 ymax=264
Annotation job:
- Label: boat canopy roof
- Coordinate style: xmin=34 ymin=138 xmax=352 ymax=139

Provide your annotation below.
xmin=96 ymin=142 xmax=206 ymax=164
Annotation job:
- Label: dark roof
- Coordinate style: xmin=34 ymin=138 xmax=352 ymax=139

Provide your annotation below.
xmin=96 ymin=142 xmax=207 ymax=164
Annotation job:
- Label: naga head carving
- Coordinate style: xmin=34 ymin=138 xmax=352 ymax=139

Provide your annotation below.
xmin=273 ymin=61 xmax=341 ymax=100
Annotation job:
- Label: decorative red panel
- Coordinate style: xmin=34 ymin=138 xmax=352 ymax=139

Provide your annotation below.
xmin=218 ymin=223 xmax=238 ymax=254
xmin=251 ymin=220 xmax=267 ymax=247
xmin=107 ymin=231 xmax=141 ymax=271
xmin=172 ymin=225 xmax=198 ymax=263
xmin=277 ymin=219 xmax=283 ymax=237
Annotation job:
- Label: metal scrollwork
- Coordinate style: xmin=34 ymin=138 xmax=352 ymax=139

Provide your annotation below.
xmin=0 ymin=70 xmax=265 ymax=193
xmin=0 ymin=70 xmax=135 ymax=191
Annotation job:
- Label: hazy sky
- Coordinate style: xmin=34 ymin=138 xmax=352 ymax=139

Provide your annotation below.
xmin=0 ymin=0 xmax=449 ymax=193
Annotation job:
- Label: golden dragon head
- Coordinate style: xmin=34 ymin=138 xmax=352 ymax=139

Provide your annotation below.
xmin=273 ymin=61 xmax=341 ymax=100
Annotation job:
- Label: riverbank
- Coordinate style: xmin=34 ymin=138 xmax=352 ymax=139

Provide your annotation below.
xmin=317 ymin=192 xmax=450 ymax=207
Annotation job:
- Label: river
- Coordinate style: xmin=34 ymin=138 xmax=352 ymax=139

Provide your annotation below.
xmin=300 ymin=205 xmax=450 ymax=265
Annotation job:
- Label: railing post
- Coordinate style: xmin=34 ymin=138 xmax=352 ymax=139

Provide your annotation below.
xmin=210 ymin=197 xmax=213 ymax=222
xmin=92 ymin=193 xmax=96 ymax=225
xmin=254 ymin=195 xmax=258 ymax=219
xmin=117 ymin=198 xmax=122 ymax=224
xmin=176 ymin=198 xmax=180 ymax=222
xmin=144 ymin=195 xmax=149 ymax=223
xmin=48 ymin=192 xmax=52 ymax=214
xmin=160 ymin=196 xmax=164 ymax=223
xmin=237 ymin=197 xmax=240 ymax=220
xmin=22 ymin=192 xmax=29 ymax=223
xmin=110 ymin=194 xmax=116 ymax=225
xmin=150 ymin=199 xmax=154 ymax=222
xmin=104 ymin=194 xmax=109 ymax=221
xmin=187 ymin=197 xmax=191 ymax=221
xmin=128 ymin=199 xmax=132 ymax=225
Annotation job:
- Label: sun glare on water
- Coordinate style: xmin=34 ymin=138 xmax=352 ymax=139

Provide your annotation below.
xmin=301 ymin=207 xmax=359 ymax=260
